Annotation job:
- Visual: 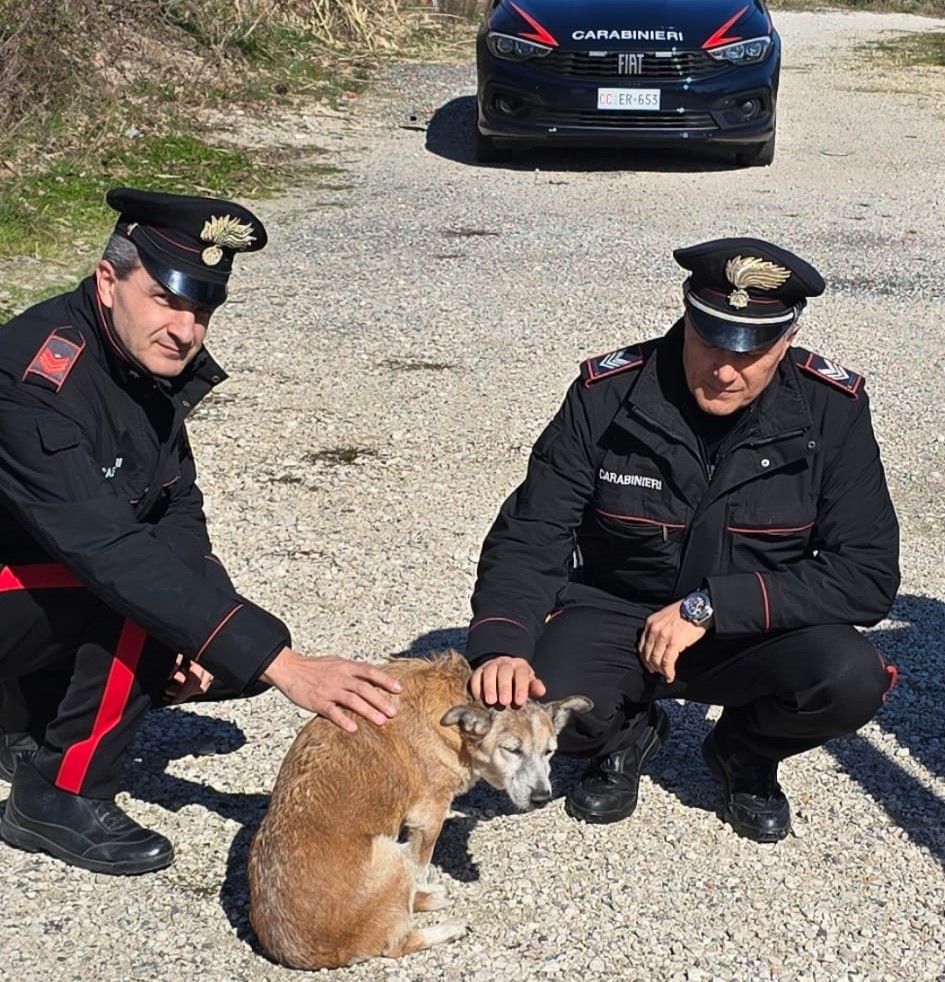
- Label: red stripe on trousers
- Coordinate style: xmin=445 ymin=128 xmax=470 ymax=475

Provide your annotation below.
xmin=56 ymin=621 xmax=148 ymax=794
xmin=0 ymin=564 xmax=82 ymax=591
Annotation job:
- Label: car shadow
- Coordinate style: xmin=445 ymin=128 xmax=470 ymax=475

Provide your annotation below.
xmin=425 ymin=95 xmax=742 ymax=173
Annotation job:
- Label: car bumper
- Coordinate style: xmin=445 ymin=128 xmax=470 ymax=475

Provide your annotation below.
xmin=476 ymin=44 xmax=778 ymax=149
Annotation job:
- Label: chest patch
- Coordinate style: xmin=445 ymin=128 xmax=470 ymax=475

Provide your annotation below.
xmin=599 ymin=469 xmax=663 ymax=491
xmin=581 ymin=346 xmax=644 ymax=386
xmin=797 ymin=353 xmax=863 ymax=398
xmin=23 ymin=329 xmax=86 ymax=392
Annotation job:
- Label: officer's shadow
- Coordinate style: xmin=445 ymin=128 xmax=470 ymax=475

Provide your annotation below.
xmin=642 ymin=592 xmax=945 ymax=867
xmin=827 ymin=593 xmax=945 ymax=865
xmin=383 ymin=612 xmax=945 ymax=870
xmin=121 ymin=706 xmax=269 ymax=946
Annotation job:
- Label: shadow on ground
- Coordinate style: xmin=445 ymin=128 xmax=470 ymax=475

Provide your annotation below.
xmin=114 ymin=589 xmax=943 ymax=952
xmin=118 ymin=707 xmax=270 ymax=950
xmin=424 ymin=94 xmax=740 ymax=173
xmin=829 ymin=592 xmax=945 ymax=866
xmin=396 ymin=594 xmax=945 ymax=868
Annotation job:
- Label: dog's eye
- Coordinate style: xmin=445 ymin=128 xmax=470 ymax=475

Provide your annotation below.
xmin=501 ymin=745 xmax=523 ymax=756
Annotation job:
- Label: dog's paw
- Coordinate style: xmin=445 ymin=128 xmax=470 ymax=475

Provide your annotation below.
xmin=413 ymin=883 xmax=451 ymax=912
xmin=419 ymin=920 xmax=468 ymax=946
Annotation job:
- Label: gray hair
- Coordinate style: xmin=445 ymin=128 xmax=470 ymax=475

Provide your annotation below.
xmin=101 ymin=233 xmax=141 ymax=278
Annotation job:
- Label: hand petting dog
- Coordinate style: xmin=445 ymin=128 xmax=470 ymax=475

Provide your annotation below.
xmin=261 ymin=648 xmax=402 ymax=732
xmin=469 ymin=655 xmax=546 ymax=707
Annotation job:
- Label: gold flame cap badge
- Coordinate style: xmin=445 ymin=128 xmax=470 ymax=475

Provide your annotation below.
xmin=725 ymin=255 xmax=791 ymax=309
xmin=200 ymin=215 xmax=258 ymax=266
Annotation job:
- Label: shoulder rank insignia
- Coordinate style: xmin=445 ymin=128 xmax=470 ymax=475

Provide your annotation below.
xmin=797 ymin=352 xmax=863 ymax=398
xmin=581 ymin=346 xmax=644 ymax=387
xmin=23 ymin=328 xmax=86 ymax=392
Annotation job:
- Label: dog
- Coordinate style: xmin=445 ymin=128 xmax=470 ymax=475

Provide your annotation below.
xmin=247 ymin=651 xmax=591 ymax=969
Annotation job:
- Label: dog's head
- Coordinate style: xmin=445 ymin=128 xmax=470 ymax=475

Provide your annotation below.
xmin=440 ymin=695 xmax=593 ymax=811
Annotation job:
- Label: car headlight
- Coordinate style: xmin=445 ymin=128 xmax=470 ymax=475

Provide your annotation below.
xmin=485 ymin=31 xmax=552 ymax=61
xmin=707 ymin=35 xmax=772 ymax=65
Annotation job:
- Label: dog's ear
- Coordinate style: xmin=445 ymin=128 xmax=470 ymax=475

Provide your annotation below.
xmin=543 ymin=695 xmax=594 ymax=735
xmin=440 ymin=704 xmax=496 ymax=737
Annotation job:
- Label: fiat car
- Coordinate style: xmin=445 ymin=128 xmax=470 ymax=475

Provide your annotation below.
xmin=475 ymin=0 xmax=780 ymax=166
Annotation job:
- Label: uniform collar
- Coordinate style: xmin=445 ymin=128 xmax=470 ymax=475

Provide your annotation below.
xmin=624 ymin=319 xmax=814 ymax=440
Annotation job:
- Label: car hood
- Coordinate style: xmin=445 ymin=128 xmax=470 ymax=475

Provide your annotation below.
xmin=486 ymin=0 xmax=773 ymax=50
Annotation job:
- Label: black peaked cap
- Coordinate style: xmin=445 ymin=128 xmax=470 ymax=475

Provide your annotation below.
xmin=673 ymin=237 xmax=825 ymax=352
xmin=106 ymin=187 xmax=267 ymax=308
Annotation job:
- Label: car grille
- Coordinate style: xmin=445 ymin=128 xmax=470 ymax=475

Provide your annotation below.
xmin=542 ymin=110 xmax=716 ymax=129
xmin=541 ymin=50 xmax=720 ymax=80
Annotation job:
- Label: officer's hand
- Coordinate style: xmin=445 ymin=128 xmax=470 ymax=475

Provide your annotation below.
xmin=261 ymin=648 xmax=402 ymax=733
xmin=165 ymin=653 xmax=214 ymax=704
xmin=638 ymin=603 xmax=707 ymax=684
xmin=470 ymin=655 xmax=546 ymax=708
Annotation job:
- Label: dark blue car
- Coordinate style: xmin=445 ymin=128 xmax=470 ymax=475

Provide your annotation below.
xmin=475 ymin=0 xmax=780 ymax=166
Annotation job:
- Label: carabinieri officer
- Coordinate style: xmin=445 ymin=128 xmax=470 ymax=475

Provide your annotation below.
xmin=465 ymin=237 xmax=899 ymax=843
xmin=0 ymin=188 xmax=401 ymax=875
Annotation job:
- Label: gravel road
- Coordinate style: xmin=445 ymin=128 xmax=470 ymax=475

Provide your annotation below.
xmin=2 ymin=10 xmax=945 ymax=982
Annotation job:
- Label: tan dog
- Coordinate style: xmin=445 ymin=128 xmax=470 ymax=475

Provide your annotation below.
xmin=247 ymin=651 xmax=591 ymax=969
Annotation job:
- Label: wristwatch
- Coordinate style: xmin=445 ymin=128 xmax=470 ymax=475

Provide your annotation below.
xmin=680 ymin=590 xmax=714 ymax=629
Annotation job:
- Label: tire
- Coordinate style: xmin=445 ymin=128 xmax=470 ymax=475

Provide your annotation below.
xmin=735 ymin=131 xmax=776 ymax=168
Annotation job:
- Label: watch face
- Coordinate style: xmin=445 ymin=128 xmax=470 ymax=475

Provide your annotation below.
xmin=683 ymin=592 xmax=712 ymax=623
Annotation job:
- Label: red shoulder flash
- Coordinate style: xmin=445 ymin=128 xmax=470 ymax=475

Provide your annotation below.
xmin=581 ymin=346 xmax=644 ymax=387
xmin=23 ymin=329 xmax=86 ymax=392
xmin=797 ymin=352 xmax=863 ymax=398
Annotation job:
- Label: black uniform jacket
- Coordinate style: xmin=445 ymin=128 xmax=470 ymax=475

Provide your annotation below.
xmin=0 ymin=277 xmax=290 ymax=692
xmin=467 ymin=321 xmax=900 ymax=664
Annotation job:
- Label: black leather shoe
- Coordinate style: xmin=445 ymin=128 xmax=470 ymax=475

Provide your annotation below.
xmin=565 ymin=705 xmax=670 ymax=824
xmin=702 ymin=728 xmax=791 ymax=843
xmin=0 ymin=732 xmax=38 ymax=783
xmin=0 ymin=761 xmax=174 ymax=874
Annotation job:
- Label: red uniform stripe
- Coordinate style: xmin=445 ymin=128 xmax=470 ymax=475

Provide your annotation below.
xmin=878 ymin=652 xmax=899 ymax=701
xmin=0 ymin=564 xmax=82 ymax=591
xmin=195 ymin=603 xmax=243 ymax=661
xmin=754 ymin=571 xmax=771 ymax=632
xmin=56 ymin=621 xmax=147 ymax=794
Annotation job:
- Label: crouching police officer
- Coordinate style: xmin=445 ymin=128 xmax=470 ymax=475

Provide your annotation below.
xmin=466 ymin=237 xmax=899 ymax=843
xmin=0 ymin=188 xmax=401 ymax=875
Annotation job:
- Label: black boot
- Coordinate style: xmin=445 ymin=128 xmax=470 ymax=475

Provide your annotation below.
xmin=0 ymin=760 xmax=174 ymax=874
xmin=702 ymin=726 xmax=791 ymax=843
xmin=565 ymin=704 xmax=670 ymax=824
xmin=0 ymin=731 xmax=38 ymax=783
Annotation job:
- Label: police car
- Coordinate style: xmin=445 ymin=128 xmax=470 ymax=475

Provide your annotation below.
xmin=475 ymin=0 xmax=780 ymax=166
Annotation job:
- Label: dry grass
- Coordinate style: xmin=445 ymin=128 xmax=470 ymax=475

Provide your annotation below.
xmin=0 ymin=0 xmax=471 ymax=164
xmin=0 ymin=0 xmax=480 ymax=318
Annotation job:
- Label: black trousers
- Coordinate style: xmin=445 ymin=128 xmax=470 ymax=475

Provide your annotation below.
xmin=532 ymin=596 xmax=896 ymax=763
xmin=0 ymin=563 xmax=259 ymax=799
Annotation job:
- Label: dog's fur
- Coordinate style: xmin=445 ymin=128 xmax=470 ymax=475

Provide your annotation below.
xmin=247 ymin=652 xmax=591 ymax=969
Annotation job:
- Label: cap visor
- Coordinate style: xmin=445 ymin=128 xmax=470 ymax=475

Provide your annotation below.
xmin=138 ymin=252 xmax=227 ymax=308
xmin=686 ymin=304 xmax=792 ymax=353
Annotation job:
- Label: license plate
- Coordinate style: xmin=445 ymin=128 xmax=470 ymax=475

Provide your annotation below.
xmin=596 ymin=87 xmax=661 ymax=111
